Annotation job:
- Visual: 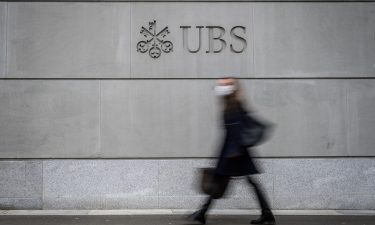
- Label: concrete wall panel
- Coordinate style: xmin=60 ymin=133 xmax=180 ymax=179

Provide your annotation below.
xmin=131 ymin=2 xmax=253 ymax=78
xmin=346 ymin=80 xmax=375 ymax=156
xmin=6 ymin=2 xmax=131 ymax=78
xmin=100 ymin=80 xmax=221 ymax=157
xmin=101 ymin=79 xmax=348 ymax=158
xmin=254 ymin=3 xmax=375 ymax=78
xmin=0 ymin=3 xmax=6 ymax=77
xmin=4 ymin=2 xmax=375 ymax=78
xmin=0 ymin=80 xmax=100 ymax=158
xmin=246 ymin=79 xmax=347 ymax=157
xmin=0 ymin=79 xmax=372 ymax=158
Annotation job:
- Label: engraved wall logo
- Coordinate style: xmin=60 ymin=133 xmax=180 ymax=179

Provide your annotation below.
xmin=137 ymin=20 xmax=173 ymax=59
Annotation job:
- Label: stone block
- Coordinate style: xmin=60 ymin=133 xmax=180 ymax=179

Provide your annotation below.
xmin=7 ymin=2 xmax=131 ymax=78
xmin=43 ymin=160 xmax=159 ymax=209
xmin=346 ymin=80 xmax=375 ymax=156
xmin=0 ymin=80 xmax=100 ymax=158
xmin=274 ymin=194 xmax=375 ymax=210
xmin=273 ymin=158 xmax=375 ymax=198
xmin=25 ymin=161 xmax=43 ymax=198
xmin=0 ymin=3 xmax=6 ymax=77
xmin=100 ymin=80 xmax=221 ymax=158
xmin=158 ymin=196 xmax=204 ymax=209
xmin=254 ymin=3 xmax=375 ymax=78
xmin=0 ymin=161 xmax=42 ymax=199
xmin=0 ymin=161 xmax=27 ymax=198
xmin=158 ymin=160 xmax=200 ymax=196
xmin=244 ymin=79 xmax=347 ymax=157
xmin=43 ymin=196 xmax=104 ymax=210
xmin=103 ymin=196 xmax=159 ymax=209
xmin=0 ymin=198 xmax=42 ymax=210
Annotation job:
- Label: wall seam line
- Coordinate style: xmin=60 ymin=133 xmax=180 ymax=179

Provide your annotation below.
xmin=129 ymin=2 xmax=132 ymax=78
xmin=99 ymin=80 xmax=102 ymax=157
xmin=41 ymin=160 xmax=44 ymax=209
xmin=252 ymin=2 xmax=255 ymax=77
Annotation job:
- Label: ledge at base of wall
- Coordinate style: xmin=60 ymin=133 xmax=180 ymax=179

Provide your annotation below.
xmin=0 ymin=209 xmax=375 ymax=216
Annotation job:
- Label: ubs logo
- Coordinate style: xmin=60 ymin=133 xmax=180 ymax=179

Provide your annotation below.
xmin=137 ymin=20 xmax=173 ymax=59
xmin=137 ymin=20 xmax=247 ymax=59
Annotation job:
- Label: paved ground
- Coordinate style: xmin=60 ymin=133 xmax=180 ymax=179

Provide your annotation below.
xmin=0 ymin=215 xmax=374 ymax=225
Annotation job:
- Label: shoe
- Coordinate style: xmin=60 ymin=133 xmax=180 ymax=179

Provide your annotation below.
xmin=188 ymin=209 xmax=206 ymax=224
xmin=250 ymin=210 xmax=275 ymax=225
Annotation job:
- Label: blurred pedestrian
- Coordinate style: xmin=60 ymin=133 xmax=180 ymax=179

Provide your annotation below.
xmin=189 ymin=77 xmax=275 ymax=225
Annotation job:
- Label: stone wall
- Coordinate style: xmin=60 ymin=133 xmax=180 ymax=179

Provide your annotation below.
xmin=0 ymin=1 xmax=374 ymax=210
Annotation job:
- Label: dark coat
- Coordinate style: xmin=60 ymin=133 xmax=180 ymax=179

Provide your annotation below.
xmin=215 ymin=104 xmax=259 ymax=176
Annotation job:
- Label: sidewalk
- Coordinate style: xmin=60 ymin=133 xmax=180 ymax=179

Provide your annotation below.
xmin=0 ymin=214 xmax=374 ymax=225
xmin=0 ymin=210 xmax=374 ymax=225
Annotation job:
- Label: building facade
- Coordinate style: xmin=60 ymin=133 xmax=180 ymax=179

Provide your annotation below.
xmin=0 ymin=0 xmax=375 ymax=210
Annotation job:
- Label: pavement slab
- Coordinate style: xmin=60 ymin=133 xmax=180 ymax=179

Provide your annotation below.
xmin=0 ymin=215 xmax=374 ymax=225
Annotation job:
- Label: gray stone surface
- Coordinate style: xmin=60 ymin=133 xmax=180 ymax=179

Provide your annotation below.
xmin=101 ymin=79 xmax=349 ymax=158
xmin=0 ymin=198 xmax=42 ymax=210
xmin=254 ymin=3 xmax=375 ymax=78
xmin=273 ymin=158 xmax=375 ymax=210
xmin=346 ymin=80 xmax=375 ymax=156
xmin=43 ymin=196 xmax=105 ymax=210
xmin=43 ymin=160 xmax=159 ymax=209
xmin=100 ymin=80 xmax=221 ymax=158
xmin=7 ymin=2 xmax=131 ymax=78
xmin=0 ymin=161 xmax=42 ymax=198
xmin=1 ymin=79 xmax=374 ymax=158
xmin=0 ymin=2 xmax=6 ymax=77
xmin=24 ymin=161 xmax=43 ymax=198
xmin=273 ymin=194 xmax=375 ymax=210
xmin=0 ymin=80 xmax=100 ymax=158
xmin=4 ymin=2 xmax=375 ymax=78
xmin=158 ymin=160 xmax=202 ymax=196
xmin=131 ymin=2 xmax=253 ymax=78
xmin=246 ymin=79 xmax=347 ymax=157
xmin=103 ymin=196 xmax=159 ymax=209
xmin=0 ymin=158 xmax=374 ymax=210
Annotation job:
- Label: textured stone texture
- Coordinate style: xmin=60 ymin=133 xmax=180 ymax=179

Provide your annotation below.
xmin=273 ymin=158 xmax=375 ymax=210
xmin=254 ymin=3 xmax=375 ymax=78
xmin=0 ymin=80 xmax=100 ymax=158
xmin=0 ymin=158 xmax=374 ymax=210
xmin=0 ymin=160 xmax=42 ymax=210
xmin=0 ymin=198 xmax=42 ymax=210
xmin=7 ymin=2 xmax=131 ymax=78
xmin=0 ymin=2 xmax=6 ymax=77
xmin=43 ymin=160 xmax=159 ymax=209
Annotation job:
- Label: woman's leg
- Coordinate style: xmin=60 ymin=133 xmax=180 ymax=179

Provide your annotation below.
xmin=188 ymin=195 xmax=213 ymax=224
xmin=246 ymin=176 xmax=271 ymax=210
xmin=247 ymin=176 xmax=275 ymax=224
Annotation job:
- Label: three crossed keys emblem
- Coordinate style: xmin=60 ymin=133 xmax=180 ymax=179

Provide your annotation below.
xmin=137 ymin=20 xmax=173 ymax=59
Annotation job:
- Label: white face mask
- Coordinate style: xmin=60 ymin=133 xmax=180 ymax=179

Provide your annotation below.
xmin=214 ymin=85 xmax=236 ymax=96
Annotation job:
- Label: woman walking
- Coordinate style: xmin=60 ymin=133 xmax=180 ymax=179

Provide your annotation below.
xmin=189 ymin=77 xmax=275 ymax=225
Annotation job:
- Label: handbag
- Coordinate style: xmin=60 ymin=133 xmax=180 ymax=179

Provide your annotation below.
xmin=199 ymin=168 xmax=230 ymax=199
xmin=240 ymin=113 xmax=270 ymax=148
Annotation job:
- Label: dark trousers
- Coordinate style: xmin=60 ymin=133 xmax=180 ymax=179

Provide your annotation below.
xmin=200 ymin=176 xmax=271 ymax=214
